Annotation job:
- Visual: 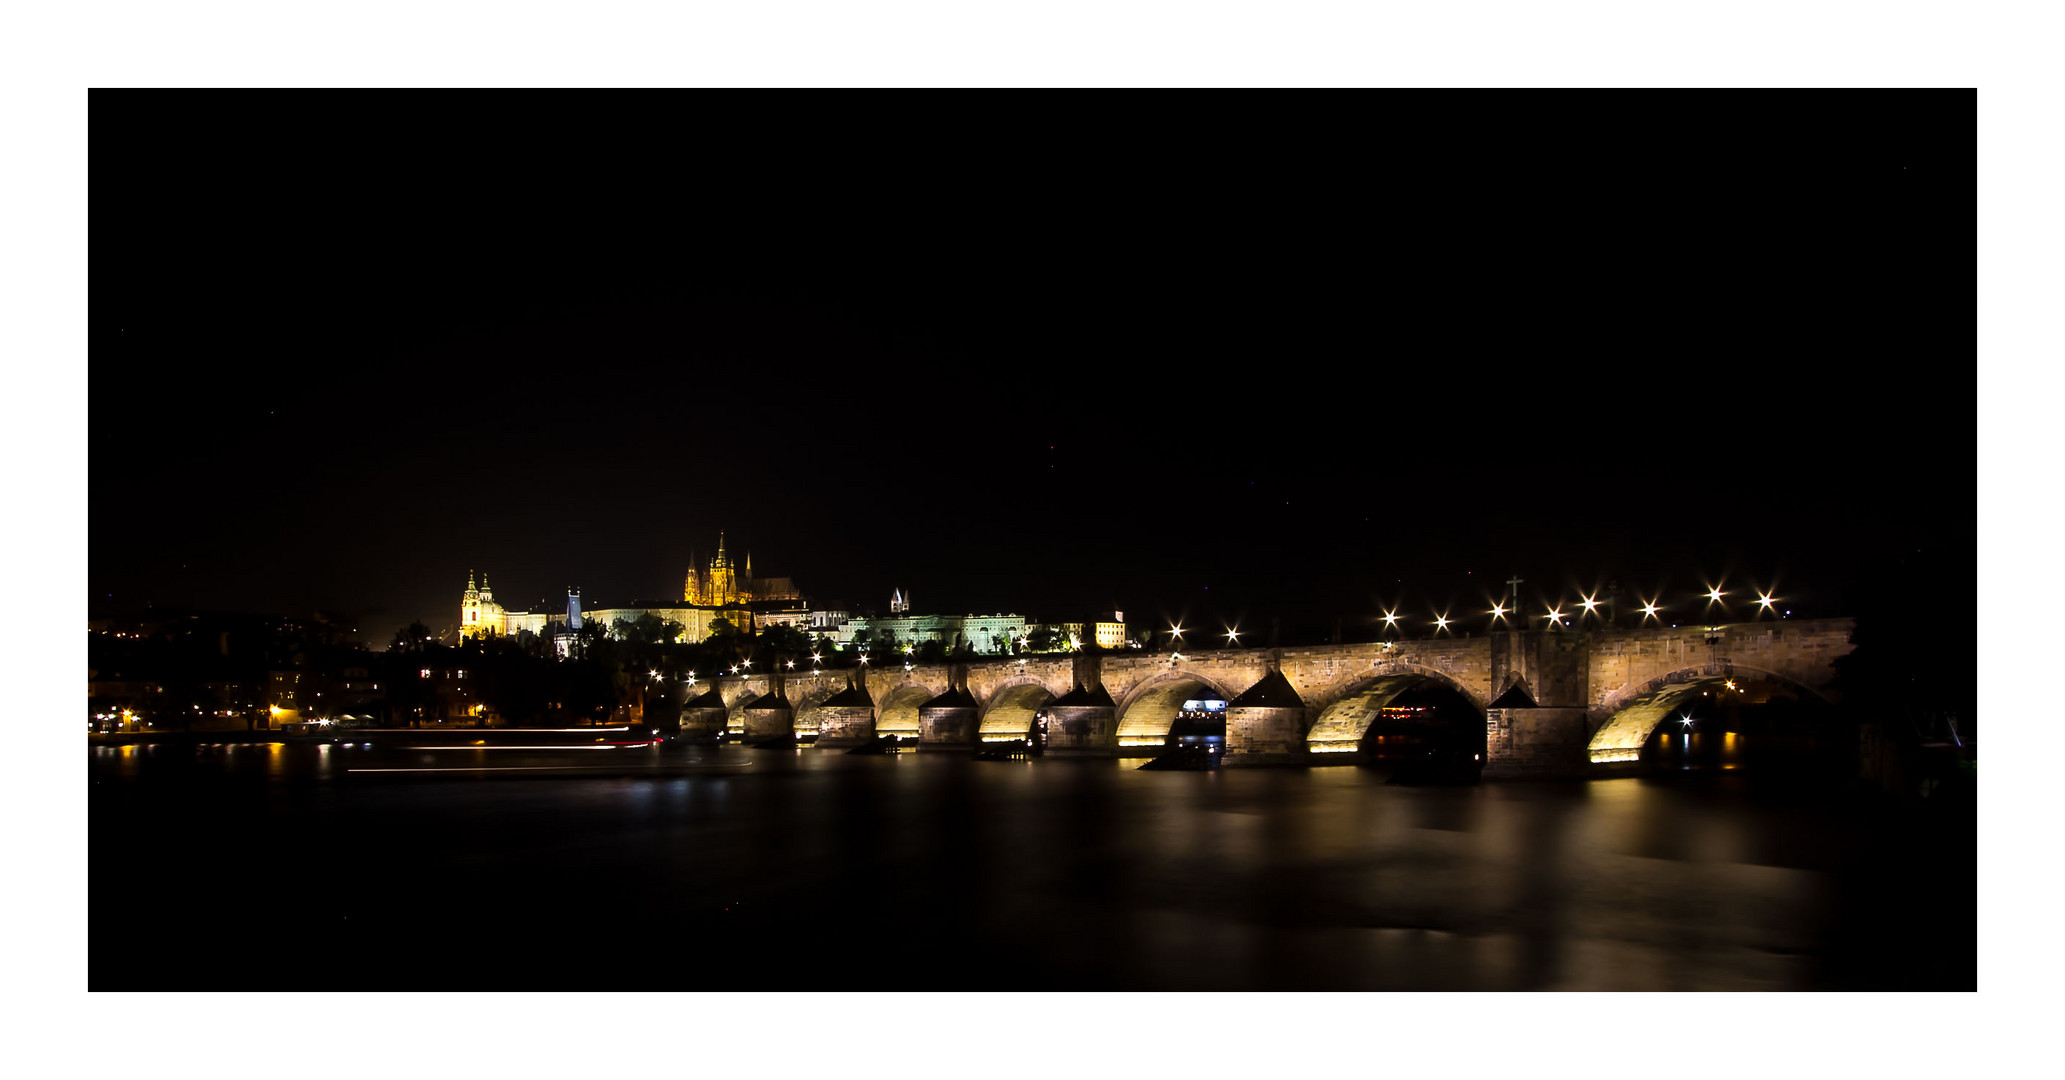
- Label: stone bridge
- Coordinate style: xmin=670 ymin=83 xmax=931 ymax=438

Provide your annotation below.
xmin=688 ymin=617 xmax=1854 ymax=775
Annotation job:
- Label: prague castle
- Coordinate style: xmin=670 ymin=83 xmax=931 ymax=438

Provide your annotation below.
xmin=458 ymin=532 xmax=1122 ymax=656
xmin=460 ymin=533 xmax=805 ymax=646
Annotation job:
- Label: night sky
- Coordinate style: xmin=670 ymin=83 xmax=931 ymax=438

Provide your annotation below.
xmin=90 ymin=95 xmax=1973 ymax=646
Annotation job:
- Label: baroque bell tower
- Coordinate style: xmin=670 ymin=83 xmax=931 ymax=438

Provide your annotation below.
xmin=461 ymin=570 xmax=481 ymax=637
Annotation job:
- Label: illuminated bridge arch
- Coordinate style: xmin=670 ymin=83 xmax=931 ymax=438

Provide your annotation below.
xmin=1305 ymin=664 xmax=1486 ymax=752
xmin=979 ymin=677 xmax=1065 ymax=741
xmin=1114 ymin=669 xmax=1240 ymax=748
xmin=790 ymin=680 xmax=849 ymax=739
xmin=722 ymin=689 xmax=760 ymax=736
xmin=874 ymin=681 xmax=939 ymax=738
xmin=1587 ymin=664 xmax=1836 ymax=763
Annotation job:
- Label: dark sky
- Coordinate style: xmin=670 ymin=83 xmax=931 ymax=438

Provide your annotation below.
xmin=90 ymin=95 xmax=1973 ymax=646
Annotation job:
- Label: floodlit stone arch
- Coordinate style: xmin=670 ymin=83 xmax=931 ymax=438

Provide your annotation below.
xmin=979 ymin=679 xmax=1060 ymax=740
xmin=1113 ymin=669 xmax=1240 ymax=747
xmin=875 ymin=682 xmax=938 ymax=738
xmin=788 ymin=678 xmax=850 ymax=739
xmin=1586 ymin=664 xmax=1836 ymax=763
xmin=1304 ymin=664 xmax=1486 ymax=751
xmin=722 ymin=689 xmax=760 ymax=735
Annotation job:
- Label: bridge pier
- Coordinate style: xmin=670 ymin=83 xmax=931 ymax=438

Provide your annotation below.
xmin=742 ymin=688 xmax=794 ymax=741
xmin=812 ymin=683 xmax=876 ymax=748
xmin=918 ymin=687 xmax=978 ymax=750
xmin=1041 ymin=684 xmax=1117 ymax=756
xmin=1224 ymin=671 xmax=1310 ymax=767
xmin=680 ymin=688 xmax=729 ymax=738
xmin=1483 ymin=706 xmax=1592 ymax=777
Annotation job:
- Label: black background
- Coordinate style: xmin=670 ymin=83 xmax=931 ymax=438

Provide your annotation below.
xmin=91 ymin=94 xmax=1974 ymax=643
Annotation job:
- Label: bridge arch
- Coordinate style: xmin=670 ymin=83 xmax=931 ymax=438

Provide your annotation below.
xmin=722 ymin=689 xmax=760 ymax=736
xmin=789 ymin=680 xmax=848 ymax=739
xmin=874 ymin=681 xmax=939 ymax=738
xmin=1587 ymin=664 xmax=1837 ymax=763
xmin=1305 ymin=663 xmax=1486 ymax=752
xmin=979 ymin=677 xmax=1063 ymax=740
xmin=1114 ymin=669 xmax=1241 ymax=748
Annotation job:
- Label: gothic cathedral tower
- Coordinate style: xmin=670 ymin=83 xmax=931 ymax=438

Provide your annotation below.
xmin=707 ymin=532 xmax=738 ymax=606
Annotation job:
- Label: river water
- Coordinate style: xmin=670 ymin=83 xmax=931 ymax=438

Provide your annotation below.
xmin=88 ymin=740 xmax=1973 ymax=990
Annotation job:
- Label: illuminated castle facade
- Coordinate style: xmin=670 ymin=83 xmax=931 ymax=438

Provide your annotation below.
xmin=680 ymin=532 xmax=801 ymax=608
xmin=459 ymin=532 xmax=805 ymax=644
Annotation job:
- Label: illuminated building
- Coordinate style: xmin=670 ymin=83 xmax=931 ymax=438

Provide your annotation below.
xmin=460 ymin=533 xmax=802 ymax=644
xmin=830 ymin=591 xmax=1027 ymax=654
xmin=1090 ymin=609 xmax=1129 ymax=649
xmin=834 ymin=612 xmax=1028 ymax=654
xmin=459 ymin=570 xmax=503 ymax=639
xmin=681 ymin=533 xmax=801 ymax=608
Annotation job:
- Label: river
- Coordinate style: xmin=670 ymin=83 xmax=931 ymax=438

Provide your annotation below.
xmin=88 ymin=739 xmax=1973 ymax=990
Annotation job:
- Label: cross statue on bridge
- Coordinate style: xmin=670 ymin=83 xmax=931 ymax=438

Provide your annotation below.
xmin=1506 ymin=573 xmax=1524 ymax=612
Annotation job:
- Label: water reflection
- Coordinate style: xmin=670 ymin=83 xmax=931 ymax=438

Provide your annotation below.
xmin=89 ymin=741 xmax=1972 ymax=990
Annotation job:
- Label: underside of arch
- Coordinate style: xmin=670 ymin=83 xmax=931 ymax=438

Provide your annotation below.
xmin=980 ymin=682 xmax=1054 ymax=741
xmin=876 ymin=684 xmax=934 ymax=737
xmin=1116 ymin=677 xmax=1224 ymax=748
xmin=724 ymin=691 xmax=758 ymax=735
xmin=1306 ymin=673 xmax=1475 ymax=752
xmin=1587 ymin=667 xmax=1829 ymax=763
xmin=791 ymin=684 xmax=842 ymax=738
